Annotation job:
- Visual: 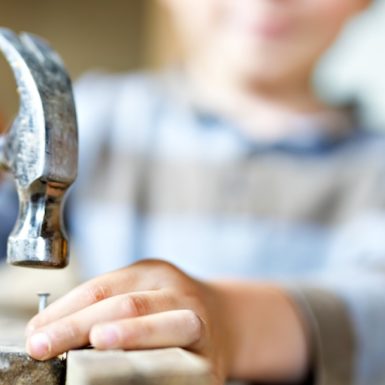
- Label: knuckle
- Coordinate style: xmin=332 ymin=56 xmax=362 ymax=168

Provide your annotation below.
xmin=121 ymin=294 xmax=149 ymax=318
xmin=123 ymin=322 xmax=151 ymax=347
xmin=52 ymin=320 xmax=79 ymax=343
xmin=85 ymin=283 xmax=111 ymax=304
xmin=64 ymin=321 xmax=79 ymax=340
xmin=159 ymin=289 xmax=177 ymax=308
xmin=137 ymin=320 xmax=153 ymax=340
xmin=143 ymin=259 xmax=179 ymax=274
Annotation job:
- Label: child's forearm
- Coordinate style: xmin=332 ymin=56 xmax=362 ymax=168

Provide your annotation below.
xmin=211 ymin=280 xmax=310 ymax=382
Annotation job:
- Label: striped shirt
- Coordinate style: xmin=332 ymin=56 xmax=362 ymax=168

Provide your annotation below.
xmin=2 ymin=71 xmax=385 ymax=385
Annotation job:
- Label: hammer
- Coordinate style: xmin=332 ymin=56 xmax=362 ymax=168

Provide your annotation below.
xmin=0 ymin=28 xmax=78 ymax=269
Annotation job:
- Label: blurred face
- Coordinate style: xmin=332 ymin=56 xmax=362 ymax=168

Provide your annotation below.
xmin=161 ymin=0 xmax=369 ymax=84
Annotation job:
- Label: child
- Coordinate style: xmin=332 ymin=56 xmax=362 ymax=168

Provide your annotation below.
xmin=24 ymin=0 xmax=384 ymax=384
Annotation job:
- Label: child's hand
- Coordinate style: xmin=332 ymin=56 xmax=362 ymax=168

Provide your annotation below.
xmin=26 ymin=259 xmax=309 ymax=384
xmin=26 ymin=260 xmax=233 ymax=384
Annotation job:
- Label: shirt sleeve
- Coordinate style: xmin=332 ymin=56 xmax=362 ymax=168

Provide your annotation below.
xmin=287 ymin=212 xmax=385 ymax=385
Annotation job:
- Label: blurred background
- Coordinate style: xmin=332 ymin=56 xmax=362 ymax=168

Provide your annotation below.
xmin=0 ymin=0 xmax=169 ymax=126
xmin=0 ymin=0 xmax=385 ymax=129
xmin=0 ymin=0 xmax=385 ymax=329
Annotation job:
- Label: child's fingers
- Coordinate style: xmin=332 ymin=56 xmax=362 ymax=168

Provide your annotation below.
xmin=26 ymin=267 xmax=143 ymax=334
xmin=90 ymin=309 xmax=205 ymax=351
xmin=26 ymin=290 xmax=177 ymax=360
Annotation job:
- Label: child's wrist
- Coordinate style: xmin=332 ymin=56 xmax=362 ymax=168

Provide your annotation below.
xmin=207 ymin=280 xmax=310 ymax=382
xmin=206 ymin=281 xmax=247 ymax=377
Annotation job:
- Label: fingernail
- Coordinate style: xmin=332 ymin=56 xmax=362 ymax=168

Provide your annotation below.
xmin=27 ymin=332 xmax=51 ymax=360
xmin=91 ymin=325 xmax=119 ymax=348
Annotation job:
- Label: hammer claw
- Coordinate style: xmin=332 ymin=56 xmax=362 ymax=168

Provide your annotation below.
xmin=0 ymin=28 xmax=78 ymax=269
xmin=21 ymin=33 xmax=65 ymax=70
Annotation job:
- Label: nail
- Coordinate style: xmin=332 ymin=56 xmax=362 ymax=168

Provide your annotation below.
xmin=37 ymin=292 xmax=50 ymax=313
xmin=91 ymin=325 xmax=119 ymax=348
xmin=27 ymin=332 xmax=51 ymax=360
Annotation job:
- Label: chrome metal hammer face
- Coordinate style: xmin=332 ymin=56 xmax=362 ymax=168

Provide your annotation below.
xmin=0 ymin=28 xmax=78 ymax=268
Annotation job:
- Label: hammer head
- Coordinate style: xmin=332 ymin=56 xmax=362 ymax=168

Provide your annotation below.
xmin=0 ymin=28 xmax=78 ymax=268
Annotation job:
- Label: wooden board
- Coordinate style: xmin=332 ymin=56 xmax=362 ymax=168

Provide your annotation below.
xmin=66 ymin=348 xmax=212 ymax=385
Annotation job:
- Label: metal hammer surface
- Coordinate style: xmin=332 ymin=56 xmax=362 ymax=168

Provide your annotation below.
xmin=0 ymin=28 xmax=78 ymax=268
